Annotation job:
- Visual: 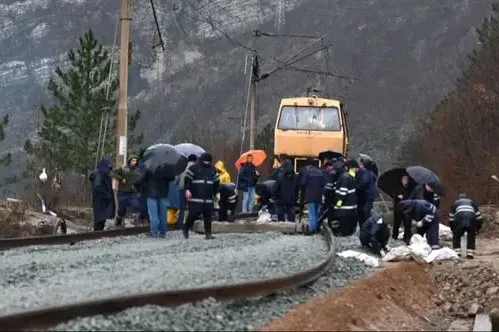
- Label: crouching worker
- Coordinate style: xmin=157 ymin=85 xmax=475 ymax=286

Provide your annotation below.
xmin=183 ymin=153 xmax=220 ymax=240
xmin=449 ymin=193 xmax=482 ymax=259
xmin=359 ymin=212 xmax=390 ymax=257
xmin=399 ymin=199 xmax=440 ymax=250
xmin=255 ymin=180 xmax=277 ymax=220
xmin=218 ymin=183 xmax=238 ymax=222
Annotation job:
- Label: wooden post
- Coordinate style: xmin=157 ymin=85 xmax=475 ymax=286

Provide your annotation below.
xmin=116 ymin=0 xmax=131 ymax=170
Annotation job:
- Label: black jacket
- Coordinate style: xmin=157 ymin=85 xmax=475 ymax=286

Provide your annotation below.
xmin=185 ymin=162 xmax=220 ymax=208
xmin=449 ymin=196 xmax=482 ymax=230
xmin=273 ymin=160 xmax=298 ymax=205
xmin=410 ymin=184 xmax=441 ymax=209
xmin=299 ymin=165 xmax=325 ymax=204
xmin=133 ymin=169 xmax=171 ymax=198
xmin=333 ymin=170 xmax=358 ymax=217
xmin=393 ymin=184 xmax=412 ymax=212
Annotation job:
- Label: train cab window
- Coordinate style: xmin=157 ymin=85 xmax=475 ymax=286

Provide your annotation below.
xmin=278 ymin=106 xmax=341 ymax=131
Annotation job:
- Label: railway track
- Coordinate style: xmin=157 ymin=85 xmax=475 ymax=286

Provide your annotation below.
xmin=0 ymin=217 xmax=336 ymax=331
xmin=0 ymin=212 xmax=258 ymax=251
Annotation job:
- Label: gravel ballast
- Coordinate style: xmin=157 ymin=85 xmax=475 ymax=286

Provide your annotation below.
xmin=52 ymin=234 xmax=404 ymax=331
xmin=0 ymin=231 xmax=328 ymax=315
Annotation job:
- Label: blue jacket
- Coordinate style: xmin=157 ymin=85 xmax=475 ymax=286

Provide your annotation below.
xmin=300 ymin=165 xmax=325 ymax=204
xmin=237 ymin=163 xmax=259 ymax=191
xmin=273 ymin=159 xmax=298 ymax=205
xmin=399 ymin=199 xmax=437 ymax=224
xmin=359 ymin=212 xmax=390 ymax=254
xmin=356 ymin=168 xmax=377 ymax=203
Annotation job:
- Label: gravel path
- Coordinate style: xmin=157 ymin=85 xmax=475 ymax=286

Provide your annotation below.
xmin=0 ymin=232 xmax=328 ymax=315
xmin=52 ymin=233 xmax=404 ymax=331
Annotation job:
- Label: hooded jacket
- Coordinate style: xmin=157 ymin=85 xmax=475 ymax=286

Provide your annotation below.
xmin=111 ymin=154 xmax=140 ymax=193
xmin=89 ymin=157 xmax=115 ymax=222
xmin=214 ymin=160 xmax=232 ymax=184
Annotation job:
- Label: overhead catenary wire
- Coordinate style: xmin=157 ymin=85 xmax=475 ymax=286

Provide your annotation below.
xmin=95 ymin=15 xmax=119 ymax=168
xmin=149 ymin=0 xmax=165 ymax=51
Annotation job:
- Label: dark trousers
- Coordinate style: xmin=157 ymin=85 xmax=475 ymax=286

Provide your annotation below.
xmin=357 ymin=201 xmax=372 ymax=228
xmin=393 ymin=211 xmax=412 ymax=245
xmin=184 ymin=205 xmax=213 ymax=235
xmin=452 ymin=221 xmax=476 ymax=253
xmin=277 ymin=204 xmax=295 ymax=222
xmin=416 ymin=221 xmax=440 ymax=249
xmin=116 ymin=191 xmax=139 ymax=225
xmin=331 ymin=215 xmax=357 ymax=237
xmin=94 ymin=220 xmax=105 ymax=231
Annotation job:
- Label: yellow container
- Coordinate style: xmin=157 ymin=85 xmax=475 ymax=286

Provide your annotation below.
xmin=167 ymin=208 xmax=178 ymax=224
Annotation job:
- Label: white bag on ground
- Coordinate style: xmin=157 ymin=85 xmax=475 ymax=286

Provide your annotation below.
xmin=408 ymin=234 xmax=432 ymax=263
xmin=337 ymin=250 xmax=380 ymax=267
xmin=424 ymin=247 xmax=459 ymax=263
xmin=438 ymin=223 xmax=453 ymax=241
xmin=382 ymin=245 xmax=412 ymax=262
xmin=257 ymin=207 xmax=272 ymax=223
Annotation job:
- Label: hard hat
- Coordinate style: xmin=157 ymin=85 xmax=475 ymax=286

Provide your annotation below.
xmin=39 ymin=168 xmax=48 ymax=182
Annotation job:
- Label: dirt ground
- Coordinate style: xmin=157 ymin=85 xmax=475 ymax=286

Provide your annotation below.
xmin=261 ymin=225 xmax=499 ymax=331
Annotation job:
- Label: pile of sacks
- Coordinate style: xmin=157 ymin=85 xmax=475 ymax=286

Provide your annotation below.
xmin=382 ymin=233 xmax=458 ymax=263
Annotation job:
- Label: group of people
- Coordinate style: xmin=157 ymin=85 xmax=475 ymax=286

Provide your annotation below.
xmin=360 ymin=173 xmax=482 ymax=259
xmin=88 ymin=149 xmax=484 ymax=258
xmin=89 ymin=152 xmax=237 ymax=239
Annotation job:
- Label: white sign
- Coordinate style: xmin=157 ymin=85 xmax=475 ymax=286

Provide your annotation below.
xmin=119 ymin=136 xmax=127 ymax=155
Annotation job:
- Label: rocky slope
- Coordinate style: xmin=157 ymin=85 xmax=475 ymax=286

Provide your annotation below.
xmin=0 ymin=0 xmax=495 ymax=186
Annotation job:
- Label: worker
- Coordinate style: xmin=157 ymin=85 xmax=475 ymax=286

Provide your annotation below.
xmin=255 ymin=180 xmax=277 ymax=219
xmin=356 ymin=159 xmax=377 ymax=228
xmin=183 ymin=153 xmax=220 ymax=240
xmin=322 ymin=161 xmax=337 ymax=227
xmin=410 ymin=182 xmax=441 ymax=209
xmin=110 ymin=154 xmax=140 ymax=227
xmin=449 ymin=193 xmax=483 ymax=259
xmin=399 ymin=199 xmax=440 ymax=250
xmin=392 ymin=175 xmax=412 ymax=244
xmin=359 ymin=212 xmax=391 ymax=257
xmin=331 ymin=159 xmax=359 ymax=236
xmin=272 ymin=159 xmax=298 ymax=222
xmin=218 ymin=182 xmax=238 ymax=222
xmin=214 ymin=160 xmax=231 ymax=184
xmin=299 ymin=159 xmax=325 ymax=234
xmin=178 ymin=154 xmax=198 ymax=226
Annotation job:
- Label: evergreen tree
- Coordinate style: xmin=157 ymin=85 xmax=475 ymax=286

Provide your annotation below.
xmin=0 ymin=114 xmax=11 ymax=166
xmin=25 ymin=29 xmax=143 ymax=176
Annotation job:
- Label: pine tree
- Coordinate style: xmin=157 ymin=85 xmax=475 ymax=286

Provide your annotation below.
xmin=25 ymin=29 xmax=143 ymax=176
xmin=0 ymin=114 xmax=12 ymax=166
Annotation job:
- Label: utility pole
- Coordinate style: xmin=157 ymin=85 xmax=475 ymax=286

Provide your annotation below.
xmin=116 ymin=0 xmax=131 ymax=169
xmin=249 ymin=31 xmax=258 ymax=150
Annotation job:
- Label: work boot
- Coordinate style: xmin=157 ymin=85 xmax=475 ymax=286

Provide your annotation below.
xmin=205 ymin=233 xmax=215 ymax=240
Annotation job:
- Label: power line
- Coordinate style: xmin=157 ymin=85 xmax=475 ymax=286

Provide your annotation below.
xmin=149 ymin=0 xmax=165 ymax=51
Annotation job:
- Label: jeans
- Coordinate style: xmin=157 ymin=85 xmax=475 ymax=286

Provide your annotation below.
xmin=307 ymin=202 xmax=321 ymax=232
xmin=242 ymin=187 xmax=256 ymax=213
xmin=147 ymin=197 xmax=169 ymax=237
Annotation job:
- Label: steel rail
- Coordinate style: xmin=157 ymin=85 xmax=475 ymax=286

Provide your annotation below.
xmin=0 ymin=223 xmax=336 ymax=331
xmin=0 ymin=212 xmax=258 ymax=251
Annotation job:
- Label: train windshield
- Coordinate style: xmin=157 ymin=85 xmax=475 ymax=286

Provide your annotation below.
xmin=277 ymin=106 xmax=341 ymax=131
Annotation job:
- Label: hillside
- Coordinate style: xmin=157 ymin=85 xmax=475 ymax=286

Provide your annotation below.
xmin=0 ymin=0 xmax=495 ymax=188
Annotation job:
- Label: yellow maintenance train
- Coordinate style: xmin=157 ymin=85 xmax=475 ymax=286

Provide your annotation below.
xmin=273 ymin=94 xmax=349 ymax=173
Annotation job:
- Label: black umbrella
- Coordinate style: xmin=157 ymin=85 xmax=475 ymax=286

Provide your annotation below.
xmin=377 ymin=167 xmax=416 ymax=198
xmin=318 ymin=150 xmax=345 ymax=162
xmin=142 ymin=143 xmax=187 ymax=179
xmin=358 ymin=153 xmax=379 ymax=177
xmin=406 ymin=165 xmax=443 ymax=195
